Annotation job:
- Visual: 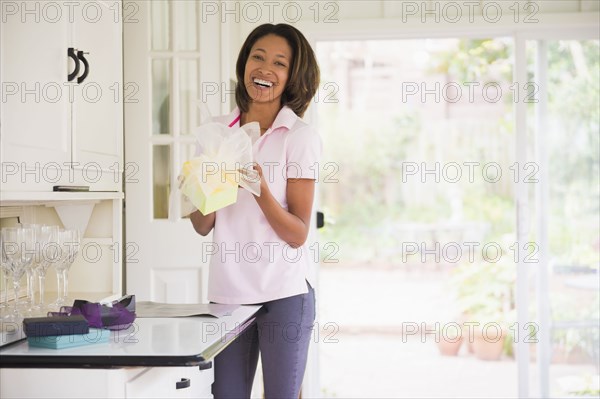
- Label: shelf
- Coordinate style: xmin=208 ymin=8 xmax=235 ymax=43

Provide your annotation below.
xmin=0 ymin=192 xmax=124 ymax=233
xmin=0 ymin=191 xmax=124 ymax=207
xmin=0 ymin=191 xmax=124 ymax=206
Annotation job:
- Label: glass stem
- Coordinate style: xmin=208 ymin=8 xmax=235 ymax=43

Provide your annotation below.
xmin=26 ymin=269 xmax=35 ymax=304
xmin=38 ymin=273 xmax=46 ymax=307
xmin=56 ymin=270 xmax=65 ymax=304
xmin=1 ymin=274 xmax=7 ymax=305
xmin=62 ymin=269 xmax=69 ymax=302
xmin=12 ymin=280 xmax=20 ymax=314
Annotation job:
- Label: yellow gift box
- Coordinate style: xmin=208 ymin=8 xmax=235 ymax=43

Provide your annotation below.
xmin=180 ymin=156 xmax=239 ymax=215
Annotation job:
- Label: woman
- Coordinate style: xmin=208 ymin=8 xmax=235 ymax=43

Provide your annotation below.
xmin=190 ymin=23 xmax=321 ymax=398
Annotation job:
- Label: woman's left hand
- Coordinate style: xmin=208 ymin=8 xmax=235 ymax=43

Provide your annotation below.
xmin=252 ymin=162 xmax=269 ymax=195
xmin=244 ymin=162 xmax=315 ymax=248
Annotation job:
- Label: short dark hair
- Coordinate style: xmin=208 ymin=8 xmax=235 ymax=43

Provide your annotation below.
xmin=235 ymin=24 xmax=320 ymax=118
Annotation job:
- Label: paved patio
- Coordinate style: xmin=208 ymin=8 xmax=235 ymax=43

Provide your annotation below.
xmin=315 ymin=264 xmax=598 ymax=398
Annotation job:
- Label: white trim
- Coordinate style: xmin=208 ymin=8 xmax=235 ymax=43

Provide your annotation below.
xmin=112 ymin=198 xmax=123 ymax=295
xmin=297 ymin=12 xmax=599 ymax=41
xmin=148 ymin=52 xmax=201 ymax=58
xmin=535 ymin=39 xmax=550 ymax=399
xmin=149 ymin=135 xmax=198 ymax=145
xmin=0 ymin=192 xmax=123 ymax=206
xmin=220 ymin=15 xmax=232 ymax=115
xmin=199 ymin=2 xmax=224 ymax=117
xmin=514 ymin=32 xmax=531 ymax=399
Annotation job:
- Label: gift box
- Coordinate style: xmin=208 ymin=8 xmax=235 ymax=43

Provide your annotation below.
xmin=23 ymin=315 xmax=89 ymax=337
xmin=27 ymin=328 xmax=110 ymax=349
xmin=171 ymin=119 xmax=261 ymax=217
xmin=180 ymin=154 xmax=239 ymax=216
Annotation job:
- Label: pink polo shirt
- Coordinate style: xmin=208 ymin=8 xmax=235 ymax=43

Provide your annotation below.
xmin=206 ymin=106 xmax=322 ymax=304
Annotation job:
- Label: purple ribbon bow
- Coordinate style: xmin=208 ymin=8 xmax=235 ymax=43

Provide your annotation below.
xmin=48 ymin=295 xmax=136 ymax=330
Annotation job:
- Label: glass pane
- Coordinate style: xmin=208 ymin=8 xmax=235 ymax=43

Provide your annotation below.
xmin=180 ymin=60 xmax=200 ymax=135
xmin=175 ymin=0 xmax=197 ymax=51
xmin=319 ymin=38 xmax=515 ymax=260
xmin=317 ymin=38 xmax=518 ymax=398
xmin=153 ymin=145 xmax=171 ymax=219
xmin=152 ymin=59 xmax=171 ymax=135
xmin=151 ymin=0 xmax=170 ymax=51
xmin=181 ymin=143 xmax=197 ymax=162
xmin=178 ymin=144 xmax=198 ymax=219
xmin=542 ymin=40 xmax=599 ymax=398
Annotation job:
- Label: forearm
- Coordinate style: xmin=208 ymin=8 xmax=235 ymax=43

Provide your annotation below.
xmin=189 ymin=210 xmax=216 ymax=236
xmin=254 ymin=189 xmax=310 ymax=248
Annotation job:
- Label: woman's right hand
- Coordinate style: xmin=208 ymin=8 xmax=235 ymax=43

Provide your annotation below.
xmin=190 ymin=209 xmax=215 ymax=236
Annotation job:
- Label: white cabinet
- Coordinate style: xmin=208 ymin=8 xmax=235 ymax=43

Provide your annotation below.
xmin=0 ymin=1 xmax=123 ymax=192
xmin=0 ymin=366 xmax=214 ymax=399
xmin=71 ymin=1 xmax=123 ymax=191
xmin=126 ymin=366 xmax=214 ymax=398
xmin=0 ymin=308 xmax=261 ymax=398
xmin=0 ymin=8 xmax=71 ymax=188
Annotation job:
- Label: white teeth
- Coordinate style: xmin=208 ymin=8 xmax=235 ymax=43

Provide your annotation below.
xmin=254 ymin=78 xmax=273 ymax=87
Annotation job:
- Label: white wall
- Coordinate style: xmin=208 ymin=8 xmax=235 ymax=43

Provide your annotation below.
xmin=0 ymin=201 xmax=118 ymax=301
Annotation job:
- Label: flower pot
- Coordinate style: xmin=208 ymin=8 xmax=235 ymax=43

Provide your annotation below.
xmin=551 ymin=345 xmax=591 ymax=364
xmin=466 ymin=338 xmax=475 ymax=354
xmin=438 ymin=336 xmax=463 ymax=356
xmin=472 ymin=331 xmax=506 ymax=361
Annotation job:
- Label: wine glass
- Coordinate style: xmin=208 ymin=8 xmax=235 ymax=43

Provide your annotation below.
xmin=50 ymin=228 xmax=81 ymax=308
xmin=23 ymin=226 xmax=38 ymax=312
xmin=32 ymin=225 xmax=58 ymax=313
xmin=21 ymin=224 xmax=51 ymax=314
xmin=1 ymin=226 xmax=35 ymax=321
xmin=0 ymin=234 xmax=12 ymax=317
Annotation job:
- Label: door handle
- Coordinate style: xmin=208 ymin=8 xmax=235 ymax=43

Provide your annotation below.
xmin=77 ymin=50 xmax=89 ymax=84
xmin=67 ymin=47 xmax=80 ymax=82
xmin=175 ymin=378 xmax=191 ymax=389
xmin=316 ymin=211 xmax=325 ymax=229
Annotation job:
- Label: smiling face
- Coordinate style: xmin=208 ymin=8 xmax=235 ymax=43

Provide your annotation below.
xmin=244 ymin=34 xmax=292 ymax=106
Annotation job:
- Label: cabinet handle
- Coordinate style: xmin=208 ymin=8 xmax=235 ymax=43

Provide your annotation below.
xmin=77 ymin=51 xmax=90 ymax=84
xmin=67 ymin=48 xmax=80 ymax=82
xmin=175 ymin=378 xmax=191 ymax=390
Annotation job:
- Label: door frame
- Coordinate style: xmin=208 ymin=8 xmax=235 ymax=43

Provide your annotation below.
xmin=297 ymin=14 xmax=598 ymax=399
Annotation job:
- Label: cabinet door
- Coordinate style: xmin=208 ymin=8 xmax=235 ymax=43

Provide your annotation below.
xmin=72 ymin=0 xmax=123 ymax=191
xmin=0 ymin=8 xmax=71 ymax=191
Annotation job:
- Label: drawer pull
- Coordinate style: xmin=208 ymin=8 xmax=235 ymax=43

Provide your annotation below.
xmin=176 ymin=378 xmax=191 ymax=389
xmin=199 ymin=361 xmax=212 ymax=371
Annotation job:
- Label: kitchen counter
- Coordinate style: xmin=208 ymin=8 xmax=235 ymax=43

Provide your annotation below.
xmin=0 ymin=305 xmax=261 ymax=367
xmin=0 ymin=305 xmax=262 ymax=398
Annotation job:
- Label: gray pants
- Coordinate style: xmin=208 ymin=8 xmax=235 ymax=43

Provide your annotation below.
xmin=212 ymin=283 xmax=315 ymax=399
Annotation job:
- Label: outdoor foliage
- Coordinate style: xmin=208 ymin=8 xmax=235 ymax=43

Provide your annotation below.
xmin=319 ymin=39 xmax=599 ymax=273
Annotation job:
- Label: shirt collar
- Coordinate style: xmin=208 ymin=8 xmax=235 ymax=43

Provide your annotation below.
xmin=228 ymin=105 xmax=298 ymax=132
xmin=270 ymin=106 xmax=297 ymax=131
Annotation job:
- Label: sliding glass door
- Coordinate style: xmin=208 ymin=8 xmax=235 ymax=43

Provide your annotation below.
xmin=314 ymin=34 xmax=598 ymax=398
xmin=527 ymin=37 xmax=599 ymax=398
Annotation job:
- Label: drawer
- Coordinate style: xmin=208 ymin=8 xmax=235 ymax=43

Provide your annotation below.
xmin=126 ymin=365 xmax=214 ymax=398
